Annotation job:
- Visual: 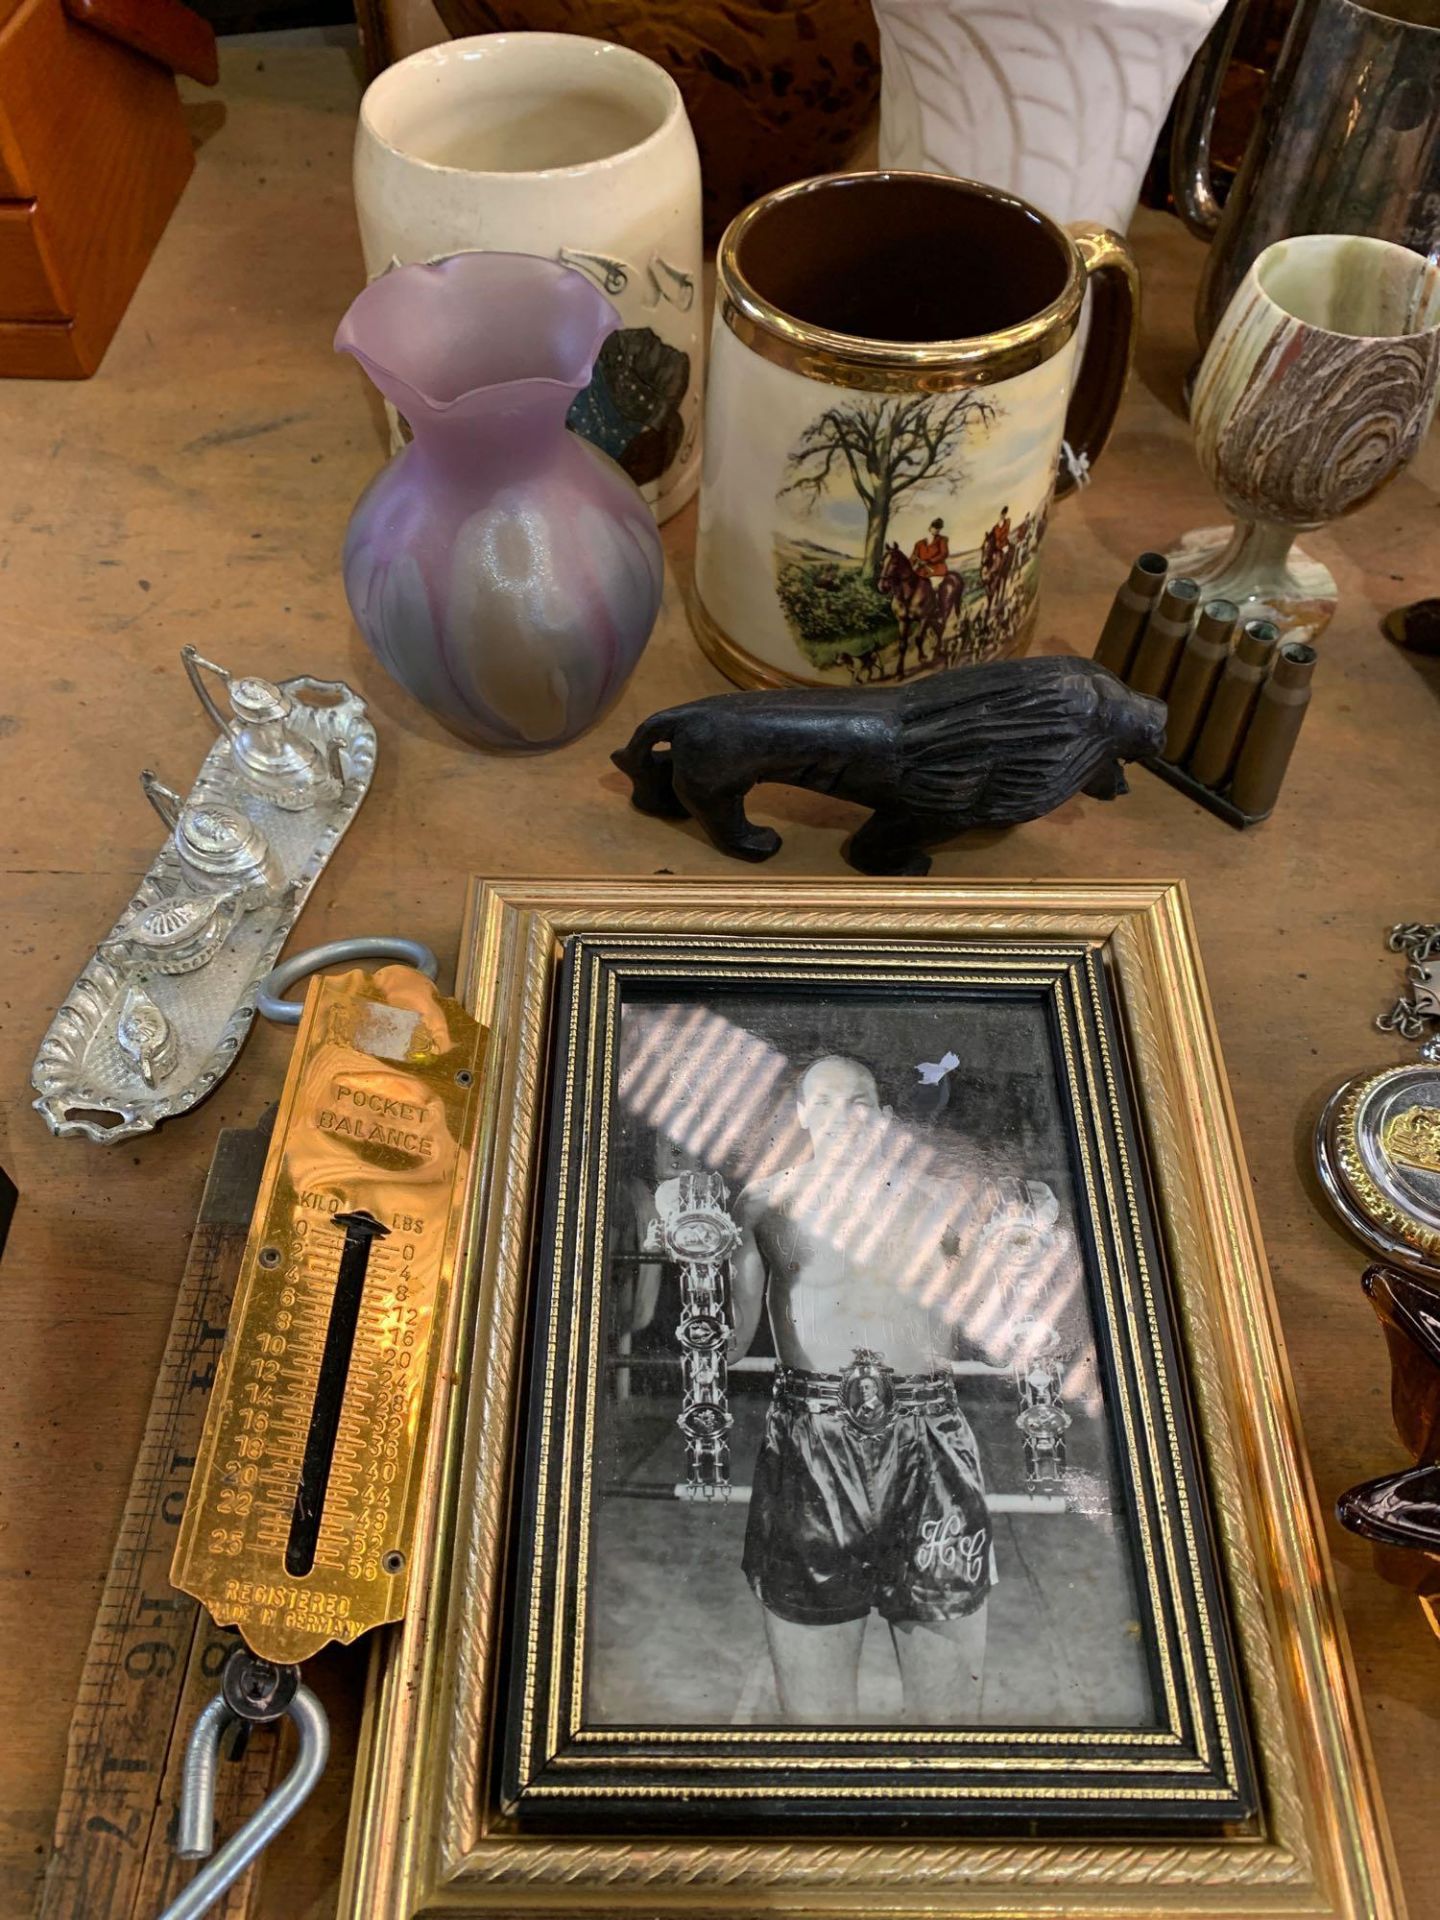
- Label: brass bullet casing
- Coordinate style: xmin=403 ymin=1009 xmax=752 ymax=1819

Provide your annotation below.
xmin=1093 ymin=551 xmax=1168 ymax=678
xmin=1230 ymin=640 xmax=1316 ymax=817
xmin=1128 ymin=576 xmax=1200 ymax=699
xmin=1164 ymin=598 xmax=1238 ymax=763
xmin=1189 ymin=617 xmax=1280 ymax=790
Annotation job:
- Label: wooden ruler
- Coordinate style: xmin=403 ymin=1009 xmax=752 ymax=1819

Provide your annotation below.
xmin=36 ymin=1114 xmax=284 ymax=1920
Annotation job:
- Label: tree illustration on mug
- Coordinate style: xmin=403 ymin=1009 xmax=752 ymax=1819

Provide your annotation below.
xmin=780 ymin=392 xmax=997 ymax=585
xmin=772 ymin=391 xmax=1012 ymax=681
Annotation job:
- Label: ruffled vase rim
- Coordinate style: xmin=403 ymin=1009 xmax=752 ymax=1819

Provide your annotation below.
xmin=334 ymin=251 xmax=620 ymax=419
xmin=339 ymin=344 xmax=596 ymax=417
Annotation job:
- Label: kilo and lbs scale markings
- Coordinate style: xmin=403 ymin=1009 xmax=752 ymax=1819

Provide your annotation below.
xmin=171 ymin=966 xmax=485 ymax=1665
xmin=234 ymin=1212 xmax=421 ymax=1594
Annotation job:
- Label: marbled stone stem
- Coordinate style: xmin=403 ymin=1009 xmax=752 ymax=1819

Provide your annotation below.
xmin=1167 ymin=517 xmax=1337 ymax=644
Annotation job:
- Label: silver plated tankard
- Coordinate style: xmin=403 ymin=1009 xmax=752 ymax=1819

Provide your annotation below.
xmin=1174 ymin=0 xmax=1440 ymax=347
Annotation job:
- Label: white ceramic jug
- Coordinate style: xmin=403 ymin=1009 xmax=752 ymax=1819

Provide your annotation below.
xmin=873 ymin=0 xmax=1228 ymax=234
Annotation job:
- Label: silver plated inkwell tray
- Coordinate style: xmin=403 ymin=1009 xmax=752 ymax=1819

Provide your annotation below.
xmin=32 ymin=648 xmax=378 ymax=1143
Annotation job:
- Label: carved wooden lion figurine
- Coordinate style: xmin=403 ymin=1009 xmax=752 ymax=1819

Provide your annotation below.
xmin=612 ymin=656 xmax=1166 ymax=875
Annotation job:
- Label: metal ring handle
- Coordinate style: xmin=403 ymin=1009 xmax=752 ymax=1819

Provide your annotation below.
xmin=257 ymin=937 xmax=439 ymax=1025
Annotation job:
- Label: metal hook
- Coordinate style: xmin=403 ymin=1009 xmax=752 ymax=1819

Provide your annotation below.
xmin=155 ymin=1683 xmax=329 ymax=1920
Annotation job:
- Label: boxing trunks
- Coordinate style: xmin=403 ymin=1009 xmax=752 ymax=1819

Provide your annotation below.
xmin=743 ymin=1353 xmax=993 ymax=1626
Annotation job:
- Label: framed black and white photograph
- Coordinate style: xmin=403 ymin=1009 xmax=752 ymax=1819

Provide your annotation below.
xmin=343 ymin=881 xmax=1401 ymax=1920
xmin=499 ymin=927 xmax=1255 ymax=1828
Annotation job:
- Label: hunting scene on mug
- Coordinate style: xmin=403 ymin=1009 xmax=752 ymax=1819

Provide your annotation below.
xmin=772 ymin=393 xmax=1052 ymax=684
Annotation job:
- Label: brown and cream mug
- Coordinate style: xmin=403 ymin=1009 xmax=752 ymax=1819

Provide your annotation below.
xmin=692 ymin=171 xmax=1138 ymax=688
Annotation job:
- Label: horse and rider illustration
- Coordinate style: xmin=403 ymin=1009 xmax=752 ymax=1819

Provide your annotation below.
xmin=774 ymin=390 xmax=1047 ymax=683
xmin=867 ymin=505 xmax=1041 ymax=681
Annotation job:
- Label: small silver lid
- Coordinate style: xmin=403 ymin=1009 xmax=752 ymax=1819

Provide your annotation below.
xmin=116 ymin=982 xmax=178 ymax=1089
xmin=229 ymin=676 xmax=291 ymax=725
xmin=180 ymin=802 xmax=271 ymax=877
xmin=104 ymin=891 xmax=241 ymax=974
xmin=1316 ymin=1063 xmax=1440 ymax=1271
xmin=128 ymin=893 xmax=231 ymax=951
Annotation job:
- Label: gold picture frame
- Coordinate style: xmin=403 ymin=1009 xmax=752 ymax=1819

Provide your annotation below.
xmin=340 ymin=877 xmax=1402 ymax=1920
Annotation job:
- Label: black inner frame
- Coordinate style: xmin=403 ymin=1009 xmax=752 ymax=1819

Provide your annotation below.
xmin=495 ymin=936 xmax=1258 ymax=1837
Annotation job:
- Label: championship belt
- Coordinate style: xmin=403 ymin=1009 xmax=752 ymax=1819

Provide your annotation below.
xmin=645 ymin=1170 xmax=741 ymax=1498
xmin=1014 ymin=1339 xmax=1072 ymax=1488
xmin=981 ymin=1177 xmax=1073 ymax=1491
xmin=839 ymin=1348 xmax=897 ymax=1434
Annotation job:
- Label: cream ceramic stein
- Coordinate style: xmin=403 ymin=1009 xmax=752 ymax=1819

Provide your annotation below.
xmin=353 ymin=32 xmax=703 ymax=523
xmin=693 ymin=171 xmax=1138 ymax=688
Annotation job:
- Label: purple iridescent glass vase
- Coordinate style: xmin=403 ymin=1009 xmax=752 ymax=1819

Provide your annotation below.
xmin=336 ymin=252 xmax=664 ymax=752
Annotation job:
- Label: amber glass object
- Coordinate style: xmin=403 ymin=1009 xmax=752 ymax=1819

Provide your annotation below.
xmin=1336 ymin=1264 xmax=1440 ymax=1567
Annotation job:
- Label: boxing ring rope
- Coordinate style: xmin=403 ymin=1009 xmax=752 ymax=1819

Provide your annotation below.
xmin=604 ymin=1483 xmax=1068 ymax=1513
xmin=605 ymin=1353 xmax=1010 ymax=1378
xmin=604 ymin=1351 xmax=1069 ymax=1515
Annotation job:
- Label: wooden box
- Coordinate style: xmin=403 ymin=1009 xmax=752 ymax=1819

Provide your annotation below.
xmin=0 ymin=0 xmax=211 ymax=378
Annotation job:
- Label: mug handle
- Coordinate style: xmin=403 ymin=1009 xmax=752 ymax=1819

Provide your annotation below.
xmin=1168 ymin=0 xmax=1253 ymax=241
xmin=1056 ymin=222 xmax=1140 ymax=501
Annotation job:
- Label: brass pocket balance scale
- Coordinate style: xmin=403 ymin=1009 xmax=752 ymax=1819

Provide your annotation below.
xmin=128 ymin=962 xmax=485 ymax=1920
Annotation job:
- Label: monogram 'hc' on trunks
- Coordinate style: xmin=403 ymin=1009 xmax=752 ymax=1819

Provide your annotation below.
xmin=743 ymin=1360 xmax=993 ymax=1626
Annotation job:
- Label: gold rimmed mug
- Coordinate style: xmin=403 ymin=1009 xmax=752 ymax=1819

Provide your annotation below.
xmin=692 ymin=170 xmax=1139 ymax=689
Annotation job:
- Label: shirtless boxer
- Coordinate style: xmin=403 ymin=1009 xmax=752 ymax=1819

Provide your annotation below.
xmin=729 ymin=1054 xmax=1043 ymax=1725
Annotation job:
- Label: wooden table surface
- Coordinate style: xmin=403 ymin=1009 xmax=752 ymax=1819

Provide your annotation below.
xmin=3 ymin=34 xmax=1439 ymax=1920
